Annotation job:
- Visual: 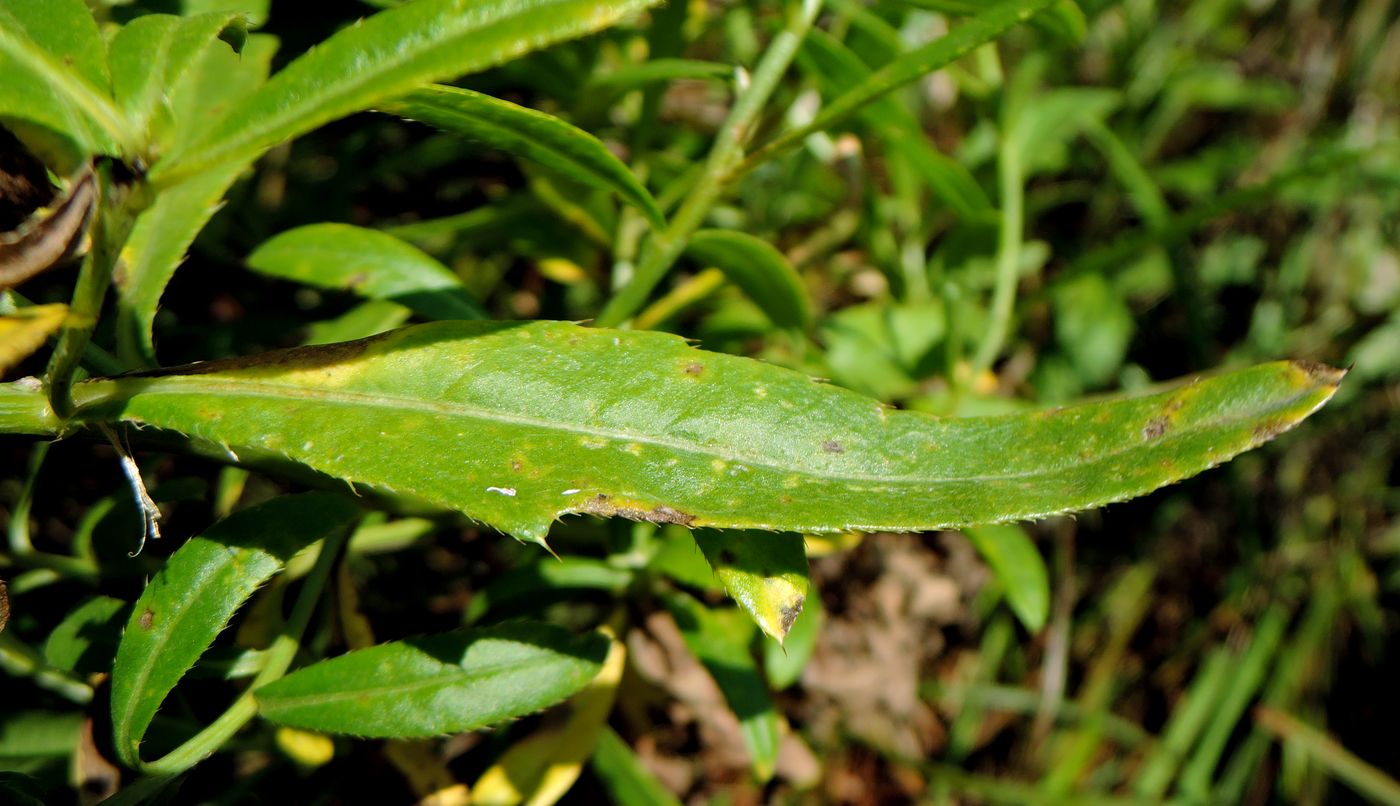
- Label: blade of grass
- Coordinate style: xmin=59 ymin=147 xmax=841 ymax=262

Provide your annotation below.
xmin=1254 ymin=707 xmax=1400 ymax=806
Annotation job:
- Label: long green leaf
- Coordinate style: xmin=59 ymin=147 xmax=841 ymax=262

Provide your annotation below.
xmin=684 ymin=230 xmax=812 ymax=330
xmin=150 ymin=0 xmax=663 ymax=186
xmin=0 ymin=0 xmax=128 ymax=156
xmin=109 ymin=493 xmax=361 ymax=767
xmin=380 ymin=85 xmax=665 ymax=228
xmin=254 ymin=623 xmax=609 ymax=737
xmin=54 ymin=322 xmax=1340 ymax=547
xmin=245 ymin=223 xmax=486 ymax=321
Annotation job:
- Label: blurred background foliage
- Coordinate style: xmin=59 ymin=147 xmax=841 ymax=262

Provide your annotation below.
xmin=2 ymin=0 xmax=1398 ymax=803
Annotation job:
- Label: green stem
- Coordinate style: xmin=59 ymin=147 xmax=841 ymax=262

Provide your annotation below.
xmin=0 ymin=632 xmax=94 ymax=704
xmin=0 ymin=378 xmax=60 ymax=436
xmin=595 ymin=0 xmax=823 ymax=327
xmin=970 ymin=112 xmax=1023 ymax=378
xmin=1254 ymin=707 xmax=1400 ymax=806
xmin=138 ymin=523 xmax=352 ymax=776
xmin=45 ymin=166 xmax=141 ymax=418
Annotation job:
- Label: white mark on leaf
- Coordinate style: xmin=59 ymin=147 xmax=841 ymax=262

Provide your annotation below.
xmin=486 ymin=486 xmax=517 ymax=497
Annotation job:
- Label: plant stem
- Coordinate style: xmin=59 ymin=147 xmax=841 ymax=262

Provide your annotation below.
xmin=595 ymin=0 xmax=823 ymax=327
xmin=1254 ymin=707 xmax=1400 ymax=806
xmin=44 ymin=165 xmax=141 ymax=418
xmin=139 ymin=522 xmax=352 ymax=776
xmin=970 ymin=112 xmax=1024 ymax=378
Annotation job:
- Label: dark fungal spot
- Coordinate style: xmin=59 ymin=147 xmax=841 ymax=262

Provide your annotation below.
xmin=1142 ymin=417 xmax=1169 ymax=440
xmin=684 ymin=362 xmax=704 ymax=377
xmin=779 ymin=597 xmax=805 ymax=635
xmin=821 ymin=439 xmax=844 ymax=454
xmin=138 ymin=609 xmax=154 ymax=630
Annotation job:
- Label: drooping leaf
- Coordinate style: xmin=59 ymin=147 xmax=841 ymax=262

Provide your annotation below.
xmin=0 ymin=170 xmax=96 ymax=292
xmin=43 ymin=322 xmax=1343 ymax=548
xmin=150 ymin=0 xmax=664 ymax=187
xmin=0 ymin=304 xmax=69 ymax=374
xmin=381 ymin=85 xmax=665 ymax=228
xmin=684 ymin=230 xmax=811 ymax=330
xmin=694 ymin=530 xmax=810 ymax=644
xmin=471 ymin=631 xmax=624 ymax=805
xmin=664 ymin=591 xmax=780 ymax=781
xmin=245 ymin=223 xmax=486 ymax=321
xmin=254 ymin=623 xmax=610 ymax=738
xmin=110 ymin=493 xmax=361 ymax=767
xmin=962 ymin=523 xmax=1049 ymax=632
xmin=0 ymin=0 xmax=128 ymax=156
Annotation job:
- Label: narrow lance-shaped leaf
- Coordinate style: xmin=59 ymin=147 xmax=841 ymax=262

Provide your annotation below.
xmin=55 ymin=322 xmax=1341 ymax=547
xmin=150 ymin=0 xmax=664 ymax=187
xmin=962 ymin=523 xmax=1048 ymax=633
xmin=694 ymin=529 xmax=810 ymax=644
xmin=684 ymin=230 xmax=812 ymax=331
xmin=114 ymin=34 xmax=279 ymax=366
xmin=246 ymin=223 xmax=486 ymax=321
xmin=380 ymin=85 xmax=666 ymax=229
xmin=110 ymin=493 xmax=361 ymax=768
xmin=742 ymin=0 xmax=1061 ymax=173
xmin=254 ymin=623 xmax=610 ymax=738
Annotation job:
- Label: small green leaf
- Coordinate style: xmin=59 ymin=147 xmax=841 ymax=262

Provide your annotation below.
xmin=246 ymin=223 xmax=486 ymax=321
xmin=685 ymin=230 xmax=811 ymax=330
xmin=664 ymin=591 xmax=780 ymax=781
xmin=60 ymin=323 xmax=1343 ymax=547
xmin=107 ymin=12 xmax=248 ymax=151
xmin=381 ymin=85 xmax=665 ymax=229
xmin=590 ymin=727 xmax=685 ymax=806
xmin=43 ymin=595 xmax=129 ymax=675
xmin=694 ymin=530 xmax=810 ymax=644
xmin=151 ymin=0 xmax=664 ymax=186
xmin=110 ymin=493 xmax=361 ymax=767
xmin=254 ymin=623 xmax=610 ymax=738
xmin=962 ymin=523 xmax=1049 ymax=632
xmin=0 ymin=0 xmax=128 ymax=156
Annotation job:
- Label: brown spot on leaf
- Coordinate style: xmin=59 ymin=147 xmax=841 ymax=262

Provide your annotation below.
xmin=1290 ymin=360 xmax=1347 ymax=387
xmin=139 ymin=609 xmax=154 ymax=630
xmin=580 ymin=494 xmax=696 ymax=526
xmin=684 ymin=362 xmax=704 ymax=377
xmin=1142 ymin=417 xmax=1169 ymax=440
xmin=346 ymin=272 xmax=370 ymax=289
xmin=1252 ymin=418 xmax=1291 ymax=442
xmin=510 ymin=458 xmax=523 ymax=472
xmin=822 ymin=439 xmax=844 ymax=454
xmin=779 ymin=596 xmax=805 ymax=636
xmin=0 ymin=579 xmax=8 ymax=633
